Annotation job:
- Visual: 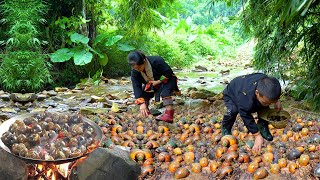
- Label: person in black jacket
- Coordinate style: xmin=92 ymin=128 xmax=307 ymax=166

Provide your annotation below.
xmin=222 ymin=73 xmax=282 ymax=153
xmin=127 ymin=50 xmax=180 ymax=123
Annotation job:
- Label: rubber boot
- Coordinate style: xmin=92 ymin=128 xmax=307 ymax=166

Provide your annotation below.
xmin=222 ymin=126 xmax=232 ymax=136
xmin=257 ymin=119 xmax=273 ymax=141
xmin=156 ymin=109 xmax=174 ymax=123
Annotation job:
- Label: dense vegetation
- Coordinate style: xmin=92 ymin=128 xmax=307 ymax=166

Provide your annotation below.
xmin=0 ymin=0 xmax=319 ymax=111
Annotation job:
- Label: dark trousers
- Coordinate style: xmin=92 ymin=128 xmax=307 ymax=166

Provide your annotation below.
xmin=222 ymin=94 xmax=238 ymax=130
xmin=142 ymin=76 xmax=178 ymax=103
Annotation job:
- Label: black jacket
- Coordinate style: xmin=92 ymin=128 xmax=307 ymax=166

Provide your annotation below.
xmin=223 ymin=73 xmax=267 ymax=133
xmin=131 ymin=56 xmax=174 ymax=99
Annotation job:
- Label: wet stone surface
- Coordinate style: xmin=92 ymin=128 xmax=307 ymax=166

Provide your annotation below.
xmin=0 ymin=148 xmax=27 ymax=180
xmin=70 ymin=147 xmax=141 ymax=180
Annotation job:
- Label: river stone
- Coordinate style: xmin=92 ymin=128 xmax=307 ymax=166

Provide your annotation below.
xmin=47 ymin=90 xmax=58 ymax=96
xmin=37 ymin=94 xmax=47 ymax=101
xmin=10 ymin=93 xmax=37 ymax=102
xmin=80 ymin=107 xmax=109 ymax=115
xmin=90 ymin=95 xmax=107 ymax=103
xmin=0 ymin=94 xmax=10 ymax=101
xmin=70 ymin=147 xmax=140 ymax=180
xmin=184 ymin=99 xmax=211 ymax=109
xmin=189 ymin=89 xmax=216 ymax=99
xmin=1 ymin=107 xmax=17 ymax=113
xmin=0 ymin=149 xmax=27 ymax=180
xmin=55 ymin=87 xmax=69 ymax=92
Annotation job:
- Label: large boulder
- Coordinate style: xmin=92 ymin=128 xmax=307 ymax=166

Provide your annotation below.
xmin=70 ymin=147 xmax=141 ymax=180
xmin=0 ymin=149 xmax=27 ymax=180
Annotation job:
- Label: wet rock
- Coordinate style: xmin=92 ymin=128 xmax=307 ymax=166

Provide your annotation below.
xmin=70 ymin=147 xmax=140 ymax=180
xmin=10 ymin=93 xmax=37 ymax=103
xmin=208 ymin=93 xmax=224 ymax=101
xmin=184 ymin=99 xmax=211 ymax=109
xmin=195 ymin=65 xmax=208 ymax=72
xmin=189 ymin=89 xmax=216 ymax=99
xmin=30 ymin=108 xmax=47 ymax=113
xmin=0 ymin=149 xmax=27 ymax=180
xmin=220 ymin=69 xmax=230 ymax=75
xmin=174 ymin=97 xmax=185 ymax=105
xmin=1 ymin=108 xmax=17 ymax=113
xmin=108 ymin=79 xmax=117 ymax=85
xmin=47 ymin=90 xmax=58 ymax=96
xmin=220 ymin=79 xmax=229 ymax=85
xmin=0 ymin=94 xmax=10 ymax=101
xmin=55 ymin=87 xmax=69 ymax=92
xmin=51 ymin=96 xmax=64 ymax=101
xmin=36 ymin=94 xmax=47 ymax=101
xmin=53 ymin=104 xmax=70 ymax=112
xmin=90 ymin=95 xmax=107 ymax=103
xmin=80 ymin=107 xmax=109 ymax=115
xmin=0 ymin=113 xmax=14 ymax=120
xmin=110 ymin=91 xmax=131 ymax=100
xmin=43 ymin=100 xmax=58 ymax=107
xmin=71 ymin=89 xmax=83 ymax=93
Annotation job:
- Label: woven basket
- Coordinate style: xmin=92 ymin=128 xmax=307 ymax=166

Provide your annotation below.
xmin=258 ymin=109 xmax=291 ymax=129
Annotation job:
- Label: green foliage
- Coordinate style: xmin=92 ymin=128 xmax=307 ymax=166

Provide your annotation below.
xmin=193 ymin=34 xmax=218 ymax=57
xmin=144 ymin=33 xmax=186 ymax=68
xmin=0 ymin=0 xmax=51 ymax=92
xmin=103 ymin=48 xmax=131 ymax=78
xmin=50 ymin=32 xmax=123 ymax=66
xmin=115 ymin=0 xmax=174 ymax=35
xmin=238 ymin=0 xmax=320 ymax=111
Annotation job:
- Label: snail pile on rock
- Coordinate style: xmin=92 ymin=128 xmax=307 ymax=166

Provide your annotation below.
xmin=1 ymin=112 xmax=98 ymax=161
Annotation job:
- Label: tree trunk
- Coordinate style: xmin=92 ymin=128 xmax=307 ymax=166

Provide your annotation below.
xmin=80 ymin=0 xmax=89 ymax=37
xmin=88 ymin=2 xmax=96 ymax=46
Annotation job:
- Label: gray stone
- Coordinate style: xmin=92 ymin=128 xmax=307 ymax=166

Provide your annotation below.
xmin=10 ymin=93 xmax=37 ymax=102
xmin=54 ymin=87 xmax=69 ymax=92
xmin=80 ymin=107 xmax=109 ymax=115
xmin=189 ymin=89 xmax=216 ymax=99
xmin=70 ymin=147 xmax=140 ymax=180
xmin=185 ymin=99 xmax=211 ymax=109
xmin=195 ymin=65 xmax=208 ymax=71
xmin=0 ymin=94 xmax=10 ymax=101
xmin=47 ymin=90 xmax=58 ymax=96
xmin=37 ymin=94 xmax=47 ymax=101
xmin=0 ymin=149 xmax=27 ymax=180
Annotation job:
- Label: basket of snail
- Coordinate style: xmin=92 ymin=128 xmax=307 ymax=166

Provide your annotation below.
xmin=258 ymin=109 xmax=291 ymax=129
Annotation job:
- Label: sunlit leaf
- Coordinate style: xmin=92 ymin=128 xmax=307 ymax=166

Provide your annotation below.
xmin=117 ymin=43 xmax=136 ymax=51
xmin=50 ymin=48 xmax=73 ymax=62
xmin=70 ymin=33 xmax=89 ymax=44
xmin=105 ymin=35 xmax=123 ymax=46
xmin=73 ymin=49 xmax=93 ymax=65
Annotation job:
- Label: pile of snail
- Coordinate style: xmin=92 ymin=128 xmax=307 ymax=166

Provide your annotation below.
xmin=1 ymin=112 xmax=98 ymax=161
xmin=89 ymin=107 xmax=320 ymax=179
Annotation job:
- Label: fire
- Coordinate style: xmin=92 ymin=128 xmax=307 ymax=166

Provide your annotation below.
xmin=56 ymin=163 xmax=70 ymax=178
xmin=32 ymin=162 xmax=71 ymax=180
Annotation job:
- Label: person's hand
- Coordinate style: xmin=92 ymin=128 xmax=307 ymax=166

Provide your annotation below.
xmin=149 ymin=80 xmax=161 ymax=86
xmin=252 ymin=133 xmax=263 ymax=153
xmin=140 ymin=103 xmax=150 ymax=117
xmin=274 ymin=101 xmax=282 ymax=112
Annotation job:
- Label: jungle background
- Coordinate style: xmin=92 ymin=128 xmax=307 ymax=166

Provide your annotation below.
xmin=0 ymin=0 xmax=319 ymax=112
